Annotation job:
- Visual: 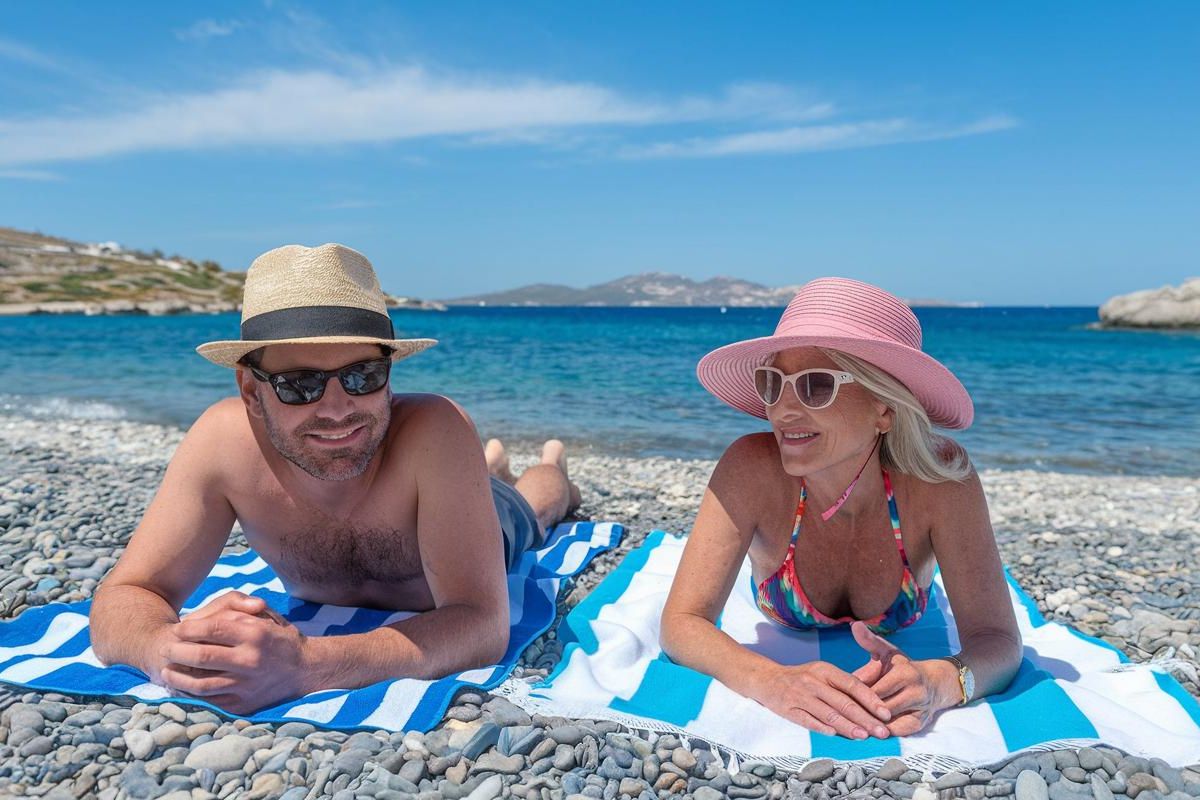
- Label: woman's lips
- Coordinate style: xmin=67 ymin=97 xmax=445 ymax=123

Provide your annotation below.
xmin=779 ymin=430 xmax=820 ymax=450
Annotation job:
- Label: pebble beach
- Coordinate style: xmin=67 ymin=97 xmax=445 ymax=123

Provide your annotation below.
xmin=2 ymin=414 xmax=1199 ymax=800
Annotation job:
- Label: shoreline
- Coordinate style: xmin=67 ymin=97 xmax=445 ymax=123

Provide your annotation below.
xmin=1 ymin=414 xmax=1198 ymax=795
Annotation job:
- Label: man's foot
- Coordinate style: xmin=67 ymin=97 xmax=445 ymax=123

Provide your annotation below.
xmin=485 ymin=439 xmax=517 ymax=485
xmin=541 ymin=439 xmax=582 ymax=513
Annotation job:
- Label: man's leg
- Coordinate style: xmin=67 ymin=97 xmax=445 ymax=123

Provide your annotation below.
xmin=485 ymin=438 xmax=516 ymax=485
xmin=486 ymin=439 xmax=581 ymax=532
xmin=513 ymin=440 xmax=582 ymax=532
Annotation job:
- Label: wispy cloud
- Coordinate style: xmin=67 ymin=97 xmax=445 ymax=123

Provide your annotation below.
xmin=0 ymin=36 xmax=65 ymax=72
xmin=620 ymin=115 xmax=1019 ymax=159
xmin=175 ymin=19 xmax=243 ymax=42
xmin=0 ymin=46 xmax=1014 ymax=168
xmin=0 ymin=169 xmax=63 ymax=181
xmin=0 ymin=67 xmax=830 ymax=167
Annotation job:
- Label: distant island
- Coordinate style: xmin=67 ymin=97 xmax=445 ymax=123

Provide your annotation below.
xmin=443 ymin=272 xmax=975 ymax=308
xmin=0 ymin=226 xmax=443 ymax=316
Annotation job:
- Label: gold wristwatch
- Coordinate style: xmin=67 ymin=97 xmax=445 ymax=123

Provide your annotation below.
xmin=941 ymin=654 xmax=975 ymax=705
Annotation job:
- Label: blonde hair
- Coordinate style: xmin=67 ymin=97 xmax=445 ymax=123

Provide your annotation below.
xmin=820 ymin=348 xmax=971 ymax=483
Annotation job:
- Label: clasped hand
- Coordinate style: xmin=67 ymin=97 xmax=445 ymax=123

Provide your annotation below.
xmin=756 ymin=621 xmax=954 ymax=739
xmin=153 ymin=592 xmax=309 ymax=714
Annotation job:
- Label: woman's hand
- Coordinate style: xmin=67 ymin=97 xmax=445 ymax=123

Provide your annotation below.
xmin=850 ymin=621 xmax=960 ymax=736
xmin=752 ymin=660 xmax=893 ymax=739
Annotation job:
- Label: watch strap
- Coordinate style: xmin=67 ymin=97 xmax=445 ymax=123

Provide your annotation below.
xmin=941 ymin=654 xmax=970 ymax=705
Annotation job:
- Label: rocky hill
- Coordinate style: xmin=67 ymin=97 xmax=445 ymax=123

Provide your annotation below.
xmin=445 ymin=272 xmax=968 ymax=307
xmin=0 ymin=227 xmax=443 ymax=315
xmin=446 ymin=272 xmax=803 ymax=307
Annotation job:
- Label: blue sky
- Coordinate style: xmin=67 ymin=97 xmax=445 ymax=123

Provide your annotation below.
xmin=0 ymin=2 xmax=1196 ymax=305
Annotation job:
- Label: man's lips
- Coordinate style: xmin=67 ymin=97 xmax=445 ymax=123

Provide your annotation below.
xmin=305 ymin=425 xmax=365 ymax=445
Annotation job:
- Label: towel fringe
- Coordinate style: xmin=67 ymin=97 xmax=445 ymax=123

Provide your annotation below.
xmin=493 ymin=676 xmax=1122 ymax=775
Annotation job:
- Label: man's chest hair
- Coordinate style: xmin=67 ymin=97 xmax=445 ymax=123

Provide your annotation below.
xmin=274 ymin=520 xmax=424 ymax=586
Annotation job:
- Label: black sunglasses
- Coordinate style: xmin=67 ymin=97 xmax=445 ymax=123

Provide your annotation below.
xmin=246 ymin=357 xmax=392 ymax=405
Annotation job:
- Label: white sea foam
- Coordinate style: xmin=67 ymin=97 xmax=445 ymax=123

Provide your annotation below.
xmin=0 ymin=395 xmax=127 ymax=421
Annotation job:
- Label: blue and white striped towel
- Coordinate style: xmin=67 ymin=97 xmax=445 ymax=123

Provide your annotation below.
xmin=0 ymin=521 xmax=622 ymax=732
xmin=498 ymin=530 xmax=1200 ymax=770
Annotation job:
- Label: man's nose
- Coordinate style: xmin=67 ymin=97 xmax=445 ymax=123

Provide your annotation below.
xmin=314 ymin=375 xmax=355 ymax=415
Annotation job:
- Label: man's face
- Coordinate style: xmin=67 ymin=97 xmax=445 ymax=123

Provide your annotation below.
xmin=239 ymin=342 xmax=393 ymax=481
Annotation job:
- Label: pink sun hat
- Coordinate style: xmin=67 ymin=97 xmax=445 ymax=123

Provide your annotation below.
xmin=696 ymin=277 xmax=974 ymax=430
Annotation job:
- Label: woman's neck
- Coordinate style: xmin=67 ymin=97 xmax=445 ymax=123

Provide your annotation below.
xmin=802 ymin=438 xmax=885 ymax=523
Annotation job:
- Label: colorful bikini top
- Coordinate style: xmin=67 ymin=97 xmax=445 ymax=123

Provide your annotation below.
xmin=754 ymin=469 xmax=927 ymax=636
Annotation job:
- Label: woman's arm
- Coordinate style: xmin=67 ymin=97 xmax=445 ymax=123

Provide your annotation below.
xmin=853 ymin=461 xmax=1022 ymax=735
xmin=928 ymin=464 xmax=1023 ymax=699
xmin=661 ymin=436 xmax=893 ymax=739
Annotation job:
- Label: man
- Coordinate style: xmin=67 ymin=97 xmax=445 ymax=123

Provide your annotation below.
xmin=90 ymin=243 xmax=580 ymax=713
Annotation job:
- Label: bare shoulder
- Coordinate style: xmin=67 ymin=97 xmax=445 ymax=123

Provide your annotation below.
xmin=387 ymin=393 xmax=483 ymax=478
xmin=895 ymin=445 xmax=990 ymax=549
xmin=711 ymin=432 xmax=779 ymax=485
xmin=389 ymin=393 xmax=476 ymax=443
xmin=170 ymin=398 xmax=260 ymax=484
xmin=916 ymin=444 xmax=981 ymax=503
xmin=178 ymin=397 xmax=253 ymax=457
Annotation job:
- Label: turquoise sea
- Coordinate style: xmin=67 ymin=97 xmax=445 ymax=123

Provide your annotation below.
xmin=1 ymin=307 xmax=1197 ymax=476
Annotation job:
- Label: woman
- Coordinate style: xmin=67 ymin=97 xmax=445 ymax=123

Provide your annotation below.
xmin=660 ymin=278 xmax=1021 ymax=740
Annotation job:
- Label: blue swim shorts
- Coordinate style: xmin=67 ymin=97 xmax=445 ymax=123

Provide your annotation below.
xmin=490 ymin=476 xmax=543 ymax=570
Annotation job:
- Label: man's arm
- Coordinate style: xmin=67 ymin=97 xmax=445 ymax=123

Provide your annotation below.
xmin=303 ymin=395 xmax=511 ymax=687
xmin=89 ymin=401 xmax=239 ymax=681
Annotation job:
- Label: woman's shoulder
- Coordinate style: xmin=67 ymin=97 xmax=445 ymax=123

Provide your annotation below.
xmin=718 ymin=432 xmax=779 ymax=469
xmin=710 ymin=433 xmax=789 ymax=492
xmin=892 ymin=440 xmax=981 ymax=506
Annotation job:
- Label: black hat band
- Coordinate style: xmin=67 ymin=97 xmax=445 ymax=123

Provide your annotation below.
xmin=240 ymin=306 xmax=395 ymax=341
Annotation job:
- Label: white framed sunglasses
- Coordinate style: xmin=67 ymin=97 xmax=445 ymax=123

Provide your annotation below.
xmin=753 ymin=366 xmax=856 ymax=409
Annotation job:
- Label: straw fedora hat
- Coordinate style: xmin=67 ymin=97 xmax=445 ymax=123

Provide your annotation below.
xmin=197 ymin=243 xmax=437 ymax=368
xmin=696 ymin=277 xmax=973 ymax=429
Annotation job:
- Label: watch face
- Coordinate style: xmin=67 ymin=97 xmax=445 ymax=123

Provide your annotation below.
xmin=962 ymin=668 xmax=976 ymax=701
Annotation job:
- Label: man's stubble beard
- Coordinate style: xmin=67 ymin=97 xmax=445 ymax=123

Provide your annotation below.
xmin=259 ymin=390 xmax=392 ymax=481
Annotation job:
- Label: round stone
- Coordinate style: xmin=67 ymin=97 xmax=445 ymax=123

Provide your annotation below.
xmin=183 ymin=735 xmax=260 ymax=774
xmin=1015 ymin=770 xmax=1049 ymax=800
xmin=670 ymin=747 xmax=697 ymax=771
xmin=124 ymin=729 xmax=155 ymax=760
xmin=798 ymin=758 xmax=836 ymax=783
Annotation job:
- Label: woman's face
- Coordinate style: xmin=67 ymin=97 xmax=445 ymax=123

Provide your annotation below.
xmin=763 ymin=347 xmax=890 ymax=478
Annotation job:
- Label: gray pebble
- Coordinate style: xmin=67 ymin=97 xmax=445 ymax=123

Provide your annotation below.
xmin=548 ymin=725 xmax=588 ymax=746
xmin=1015 ymin=770 xmax=1049 ymax=800
xmin=447 ymin=705 xmax=482 ymax=722
xmin=1060 ymin=766 xmax=1087 ymax=783
xmin=934 ymin=771 xmax=970 ymax=791
xmin=798 ymin=758 xmax=835 ymax=783
xmin=400 ymin=758 xmax=428 ymax=784
xmin=670 ymin=747 xmax=696 ymax=772
xmin=461 ymin=722 xmax=501 ymax=761
xmin=119 ymin=762 xmax=161 ymax=800
xmin=481 ymin=697 xmax=532 ymax=727
xmin=343 ymin=731 xmax=385 ymax=753
xmin=331 ymin=747 xmax=372 ymax=778
xmin=472 ymin=751 xmax=526 ymax=775
xmin=1077 ymin=747 xmax=1104 ymax=771
xmin=183 ymin=734 xmax=259 ymax=774
xmin=274 ymin=722 xmax=315 ymax=739
xmin=18 ymin=734 xmax=53 ymax=757
xmin=124 ymin=728 xmax=155 ymax=760
xmin=876 ymin=758 xmax=909 ymax=782
xmin=1091 ymin=774 xmax=1115 ymax=800
xmin=466 ymin=773 xmax=505 ymax=800
xmin=553 ymin=743 xmax=577 ymax=771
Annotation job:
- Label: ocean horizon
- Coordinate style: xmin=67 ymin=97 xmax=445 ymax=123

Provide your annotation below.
xmin=2 ymin=305 xmax=1198 ymax=477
